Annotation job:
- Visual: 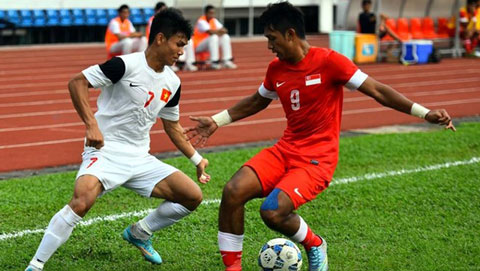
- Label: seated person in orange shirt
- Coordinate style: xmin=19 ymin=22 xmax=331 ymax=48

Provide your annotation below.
xmin=146 ymin=2 xmax=197 ymax=71
xmin=193 ymin=5 xmax=237 ymax=69
xmin=105 ymin=4 xmax=147 ymax=56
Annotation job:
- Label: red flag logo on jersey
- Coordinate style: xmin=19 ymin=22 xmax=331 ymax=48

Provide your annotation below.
xmin=305 ymin=74 xmax=321 ymax=86
xmin=160 ymin=88 xmax=171 ymax=102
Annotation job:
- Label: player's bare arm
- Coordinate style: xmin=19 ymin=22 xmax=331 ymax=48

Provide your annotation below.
xmin=185 ymin=91 xmax=272 ymax=147
xmin=68 ymin=73 xmax=104 ymax=149
xmin=114 ymin=33 xmax=128 ymax=40
xmin=358 ymin=76 xmax=455 ymax=131
xmin=162 ymin=118 xmax=210 ymax=183
xmin=129 ymin=32 xmax=144 ymax=38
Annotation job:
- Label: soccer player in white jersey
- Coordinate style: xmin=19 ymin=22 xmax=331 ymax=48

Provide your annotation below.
xmin=25 ymin=9 xmax=208 ymax=271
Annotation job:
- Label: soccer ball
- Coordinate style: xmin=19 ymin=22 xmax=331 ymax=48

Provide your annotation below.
xmin=258 ymin=238 xmax=303 ymax=271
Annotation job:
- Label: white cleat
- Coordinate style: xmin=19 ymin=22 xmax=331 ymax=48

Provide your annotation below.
xmin=223 ymin=60 xmax=237 ymax=69
xmin=184 ymin=64 xmax=198 ymax=72
xmin=210 ymin=63 xmax=221 ymax=70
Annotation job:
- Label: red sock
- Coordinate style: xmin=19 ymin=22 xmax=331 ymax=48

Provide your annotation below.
xmin=301 ymin=227 xmax=322 ymax=251
xmin=220 ymin=251 xmax=242 ymax=271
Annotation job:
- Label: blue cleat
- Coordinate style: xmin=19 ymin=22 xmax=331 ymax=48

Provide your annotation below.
xmin=25 ymin=267 xmax=42 ymax=271
xmin=122 ymin=225 xmax=162 ymax=264
xmin=307 ymin=237 xmax=328 ymax=271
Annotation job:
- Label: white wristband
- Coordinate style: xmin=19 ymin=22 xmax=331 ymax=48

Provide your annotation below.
xmin=410 ymin=103 xmax=430 ymax=119
xmin=189 ymin=151 xmax=203 ymax=166
xmin=211 ymin=110 xmax=232 ymax=127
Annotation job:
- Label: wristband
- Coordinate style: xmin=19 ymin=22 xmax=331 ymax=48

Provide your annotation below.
xmin=211 ymin=110 xmax=232 ymax=127
xmin=190 ymin=151 xmax=203 ymax=166
xmin=410 ymin=103 xmax=430 ymax=119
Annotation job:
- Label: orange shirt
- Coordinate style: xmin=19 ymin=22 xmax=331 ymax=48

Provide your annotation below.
xmin=105 ymin=17 xmax=134 ymax=51
xmin=146 ymin=16 xmax=154 ymax=41
xmin=193 ymin=15 xmax=218 ymax=47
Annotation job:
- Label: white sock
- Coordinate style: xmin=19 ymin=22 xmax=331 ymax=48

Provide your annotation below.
xmin=290 ymin=216 xmax=308 ymax=243
xmin=218 ymin=231 xmax=244 ymax=252
xmin=133 ymin=201 xmax=191 ymax=240
xmin=32 ymin=205 xmax=82 ymax=265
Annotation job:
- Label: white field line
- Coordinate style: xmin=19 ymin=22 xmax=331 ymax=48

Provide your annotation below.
xmin=2 ymin=97 xmax=480 ymax=149
xmin=1 ymin=157 xmax=478 ymax=241
xmin=331 ymin=157 xmax=480 ymax=185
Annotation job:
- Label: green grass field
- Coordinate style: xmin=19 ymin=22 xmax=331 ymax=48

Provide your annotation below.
xmin=1 ymin=122 xmax=479 ymax=271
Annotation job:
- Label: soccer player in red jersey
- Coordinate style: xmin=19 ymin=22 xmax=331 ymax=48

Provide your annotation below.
xmin=185 ymin=2 xmax=455 ymax=271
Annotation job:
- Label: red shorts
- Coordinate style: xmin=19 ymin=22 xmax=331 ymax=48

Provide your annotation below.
xmin=244 ymin=144 xmax=330 ymax=209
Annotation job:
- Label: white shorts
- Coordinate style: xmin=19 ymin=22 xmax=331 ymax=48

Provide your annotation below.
xmin=76 ymin=147 xmax=178 ymax=197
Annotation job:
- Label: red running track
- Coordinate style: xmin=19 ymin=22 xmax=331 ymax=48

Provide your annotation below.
xmin=0 ymin=36 xmax=479 ymax=172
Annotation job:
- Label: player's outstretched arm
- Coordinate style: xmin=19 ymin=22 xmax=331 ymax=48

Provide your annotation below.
xmin=68 ymin=73 xmax=105 ymax=149
xmin=357 ymin=77 xmax=456 ymax=131
xmin=185 ymin=92 xmax=272 ymax=147
xmin=162 ymin=118 xmax=210 ymax=184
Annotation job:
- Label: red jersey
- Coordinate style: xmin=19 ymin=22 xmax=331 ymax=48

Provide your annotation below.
xmin=258 ymin=47 xmax=367 ymax=181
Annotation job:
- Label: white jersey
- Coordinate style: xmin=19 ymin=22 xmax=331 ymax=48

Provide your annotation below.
xmin=108 ymin=18 xmax=136 ymax=35
xmin=82 ymin=52 xmax=181 ymax=155
xmin=195 ymin=18 xmax=223 ymax=33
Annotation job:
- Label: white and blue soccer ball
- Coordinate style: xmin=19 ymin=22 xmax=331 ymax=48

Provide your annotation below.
xmin=258 ymin=238 xmax=303 ymax=271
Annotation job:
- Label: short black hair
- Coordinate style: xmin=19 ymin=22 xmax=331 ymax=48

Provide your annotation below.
xmin=154 ymin=2 xmax=167 ymax=12
xmin=204 ymin=5 xmax=215 ymax=14
xmin=118 ymin=4 xmax=129 ymax=13
xmin=259 ymin=2 xmax=306 ymax=39
xmin=362 ymin=0 xmax=372 ymax=6
xmin=467 ymin=0 xmax=476 ymax=5
xmin=149 ymin=8 xmax=193 ymax=45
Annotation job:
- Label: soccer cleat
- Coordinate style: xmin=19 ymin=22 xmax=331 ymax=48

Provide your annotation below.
xmin=25 ymin=259 xmax=43 ymax=271
xmin=223 ymin=60 xmax=237 ymax=69
xmin=307 ymin=237 xmax=328 ymax=271
xmin=122 ymin=225 xmax=162 ymax=264
xmin=25 ymin=265 xmax=42 ymax=271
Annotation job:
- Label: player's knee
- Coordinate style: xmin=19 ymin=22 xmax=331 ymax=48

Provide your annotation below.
xmin=260 ymin=188 xmax=284 ymax=226
xmin=123 ymin=37 xmax=133 ymax=45
xmin=260 ymin=209 xmax=284 ymax=228
xmin=222 ymin=180 xmax=244 ymax=204
xmin=220 ymin=33 xmax=230 ymax=42
xmin=69 ymin=197 xmax=92 ymax=217
xmin=190 ymin=189 xmax=203 ymax=209
xmin=184 ymin=186 xmax=203 ymax=211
